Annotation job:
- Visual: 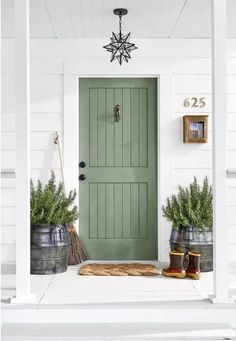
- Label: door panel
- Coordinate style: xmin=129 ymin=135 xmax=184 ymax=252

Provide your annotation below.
xmin=79 ymin=78 xmax=157 ymax=260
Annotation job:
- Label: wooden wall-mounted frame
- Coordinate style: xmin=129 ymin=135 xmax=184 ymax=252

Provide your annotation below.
xmin=183 ymin=115 xmax=208 ymax=143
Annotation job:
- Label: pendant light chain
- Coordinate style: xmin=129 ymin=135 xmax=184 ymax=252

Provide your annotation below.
xmin=119 ymin=14 xmax=122 ymax=38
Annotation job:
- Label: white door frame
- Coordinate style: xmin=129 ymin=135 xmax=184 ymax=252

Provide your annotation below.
xmin=63 ymin=72 xmax=173 ymax=261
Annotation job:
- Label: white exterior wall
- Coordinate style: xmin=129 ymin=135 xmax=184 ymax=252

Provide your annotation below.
xmin=1 ymin=38 xmax=236 ymax=264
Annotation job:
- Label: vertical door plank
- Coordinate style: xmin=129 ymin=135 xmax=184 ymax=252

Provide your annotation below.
xmin=114 ymin=183 xmax=123 ymax=238
xmin=130 ymin=183 xmax=139 ymax=238
xmin=114 ymin=89 xmax=123 ymax=166
xmin=79 ymin=81 xmax=90 ymax=171
xmin=106 ymin=183 xmax=114 ymax=238
xmin=97 ymin=89 xmax=106 ymax=167
xmin=106 ymin=89 xmax=114 ymax=166
xmin=122 ymin=183 xmax=131 ymax=239
xmin=139 ymin=183 xmax=148 ymax=239
xmin=89 ymin=183 xmax=98 ymax=238
xmin=122 ymin=88 xmax=131 ymax=167
xmin=89 ymin=89 xmax=98 ymax=166
xmin=130 ymin=89 xmax=139 ymax=166
xmin=97 ymin=183 xmax=106 ymax=238
xmin=139 ymin=89 xmax=148 ymax=167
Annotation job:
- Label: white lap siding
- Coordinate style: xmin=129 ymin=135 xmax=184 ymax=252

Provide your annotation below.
xmin=1 ymin=38 xmax=236 ymax=263
xmin=1 ymin=43 xmax=64 ymax=263
xmin=172 ymin=73 xmax=236 ymax=263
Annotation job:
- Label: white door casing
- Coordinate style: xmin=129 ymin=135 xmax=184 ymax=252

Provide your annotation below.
xmin=63 ymin=70 xmax=173 ymax=262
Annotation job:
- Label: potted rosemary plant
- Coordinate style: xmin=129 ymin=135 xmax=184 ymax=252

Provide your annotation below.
xmin=162 ymin=177 xmax=213 ymax=272
xmin=30 ymin=171 xmax=78 ymax=274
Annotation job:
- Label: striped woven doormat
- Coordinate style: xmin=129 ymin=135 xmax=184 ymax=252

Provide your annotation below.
xmin=79 ymin=263 xmax=162 ymax=276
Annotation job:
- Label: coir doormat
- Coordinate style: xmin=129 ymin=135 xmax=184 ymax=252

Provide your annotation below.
xmin=79 ymin=263 xmax=161 ymax=276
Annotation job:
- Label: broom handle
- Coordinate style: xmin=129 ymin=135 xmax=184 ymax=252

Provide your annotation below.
xmin=54 ymin=132 xmax=66 ymax=192
xmin=54 ymin=132 xmax=79 ymax=231
xmin=53 ymin=136 xmax=85 ymax=262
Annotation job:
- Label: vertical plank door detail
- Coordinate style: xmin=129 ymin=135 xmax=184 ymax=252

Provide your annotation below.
xmin=80 ymin=78 xmax=157 ymax=260
xmin=89 ymin=88 xmax=148 ymax=168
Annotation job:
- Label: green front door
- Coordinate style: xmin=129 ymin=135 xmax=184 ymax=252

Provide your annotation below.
xmin=79 ymin=78 xmax=157 ymax=260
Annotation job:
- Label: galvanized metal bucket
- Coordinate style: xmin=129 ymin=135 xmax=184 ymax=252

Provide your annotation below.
xmin=170 ymin=226 xmax=213 ymax=272
xmin=31 ymin=225 xmax=70 ymax=275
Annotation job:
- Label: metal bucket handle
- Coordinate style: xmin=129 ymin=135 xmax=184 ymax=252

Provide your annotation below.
xmin=50 ymin=226 xmax=65 ymax=244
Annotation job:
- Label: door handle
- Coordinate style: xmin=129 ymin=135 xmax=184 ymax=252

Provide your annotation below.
xmin=79 ymin=174 xmax=86 ymax=181
xmin=79 ymin=161 xmax=86 ymax=168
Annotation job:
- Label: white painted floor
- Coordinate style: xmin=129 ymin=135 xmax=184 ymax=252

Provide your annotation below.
xmin=2 ymin=261 xmax=236 ymax=305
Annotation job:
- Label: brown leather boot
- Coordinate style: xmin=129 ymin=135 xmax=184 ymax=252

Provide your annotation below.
xmin=186 ymin=251 xmax=201 ymax=280
xmin=162 ymin=251 xmax=186 ymax=279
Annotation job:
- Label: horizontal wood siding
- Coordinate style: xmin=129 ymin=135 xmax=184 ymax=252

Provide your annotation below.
xmin=1 ymin=38 xmax=236 ymax=262
xmin=172 ymin=72 xmax=236 ymax=262
xmin=1 ymin=47 xmax=64 ymax=263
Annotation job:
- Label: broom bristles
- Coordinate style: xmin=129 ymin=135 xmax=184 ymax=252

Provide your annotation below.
xmin=68 ymin=224 xmax=88 ymax=265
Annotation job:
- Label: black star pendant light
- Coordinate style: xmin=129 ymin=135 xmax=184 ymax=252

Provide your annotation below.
xmin=103 ymin=8 xmax=138 ymax=65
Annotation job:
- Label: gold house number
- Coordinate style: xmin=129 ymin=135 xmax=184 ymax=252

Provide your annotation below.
xmin=183 ymin=97 xmax=206 ymax=108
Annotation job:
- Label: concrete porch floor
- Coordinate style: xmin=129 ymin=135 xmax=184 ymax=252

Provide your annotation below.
xmin=2 ymin=261 xmax=236 ymax=305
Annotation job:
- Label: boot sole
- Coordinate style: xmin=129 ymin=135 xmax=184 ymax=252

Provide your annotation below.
xmin=186 ymin=273 xmax=200 ymax=280
xmin=162 ymin=271 xmax=186 ymax=279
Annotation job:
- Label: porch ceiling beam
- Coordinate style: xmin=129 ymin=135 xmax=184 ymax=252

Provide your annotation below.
xmin=11 ymin=0 xmax=36 ymax=303
xmin=211 ymin=0 xmax=234 ymax=303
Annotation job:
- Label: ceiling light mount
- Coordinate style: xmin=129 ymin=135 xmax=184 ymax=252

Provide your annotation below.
xmin=103 ymin=8 xmax=138 ymax=65
xmin=113 ymin=8 xmax=128 ymax=16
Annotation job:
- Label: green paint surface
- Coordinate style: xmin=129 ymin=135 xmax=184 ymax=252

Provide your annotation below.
xmin=79 ymin=78 xmax=157 ymax=260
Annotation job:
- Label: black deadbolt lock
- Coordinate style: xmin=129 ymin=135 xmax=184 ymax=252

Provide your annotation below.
xmin=79 ymin=161 xmax=86 ymax=168
xmin=79 ymin=174 xmax=86 ymax=181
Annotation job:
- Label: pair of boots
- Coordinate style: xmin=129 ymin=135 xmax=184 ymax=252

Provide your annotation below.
xmin=162 ymin=251 xmax=201 ymax=280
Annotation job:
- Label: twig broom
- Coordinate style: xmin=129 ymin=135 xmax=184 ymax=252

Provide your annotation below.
xmin=54 ymin=132 xmax=87 ymax=264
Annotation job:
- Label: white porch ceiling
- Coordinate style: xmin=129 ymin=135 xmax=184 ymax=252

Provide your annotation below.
xmin=2 ymin=0 xmax=236 ymax=39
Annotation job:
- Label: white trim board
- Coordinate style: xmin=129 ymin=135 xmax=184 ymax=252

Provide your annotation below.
xmin=3 ymin=56 xmax=236 ymax=75
xmin=2 ymin=324 xmax=236 ymax=341
xmin=63 ymin=69 xmax=172 ymax=260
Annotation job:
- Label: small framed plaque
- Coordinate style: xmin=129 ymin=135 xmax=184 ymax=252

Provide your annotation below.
xmin=183 ymin=115 xmax=208 ymax=143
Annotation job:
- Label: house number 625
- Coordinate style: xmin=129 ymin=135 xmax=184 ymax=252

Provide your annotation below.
xmin=183 ymin=97 xmax=206 ymax=108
